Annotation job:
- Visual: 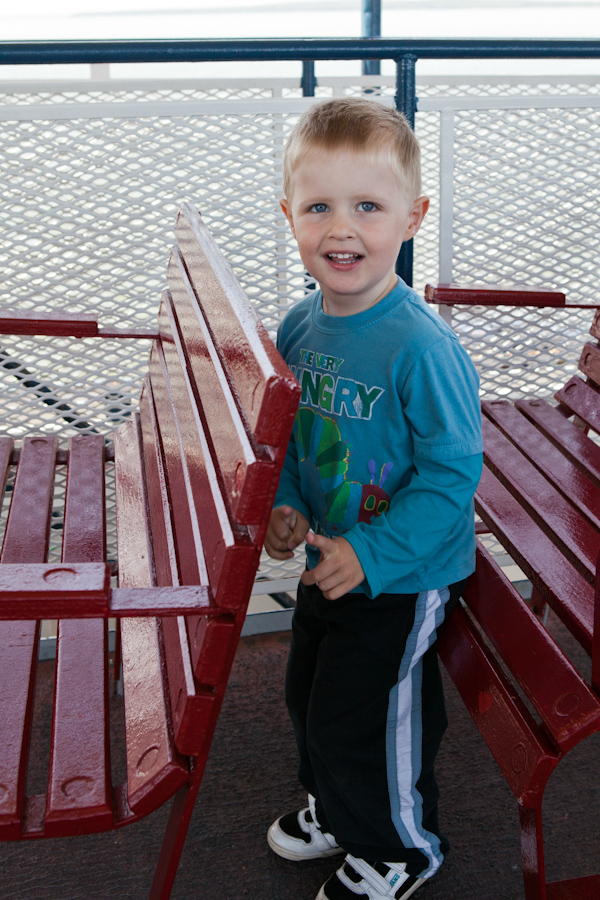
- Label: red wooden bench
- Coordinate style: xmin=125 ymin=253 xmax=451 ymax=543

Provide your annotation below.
xmin=426 ymin=282 xmax=600 ymax=900
xmin=0 ymin=202 xmax=300 ymax=899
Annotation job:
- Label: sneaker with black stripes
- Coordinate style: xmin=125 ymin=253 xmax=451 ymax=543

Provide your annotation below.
xmin=316 ymin=854 xmax=426 ymax=900
xmin=267 ymin=794 xmax=343 ymax=861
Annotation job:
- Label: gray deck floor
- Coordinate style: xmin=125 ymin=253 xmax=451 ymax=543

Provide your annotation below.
xmin=2 ymin=626 xmax=600 ymax=900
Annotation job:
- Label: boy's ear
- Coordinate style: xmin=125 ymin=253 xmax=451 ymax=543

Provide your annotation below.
xmin=280 ymin=198 xmax=296 ymax=237
xmin=402 ymin=195 xmax=429 ymax=242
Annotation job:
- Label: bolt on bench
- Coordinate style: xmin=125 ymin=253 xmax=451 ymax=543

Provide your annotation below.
xmin=426 ymin=283 xmax=600 ymax=900
xmin=0 ymin=202 xmax=300 ymax=899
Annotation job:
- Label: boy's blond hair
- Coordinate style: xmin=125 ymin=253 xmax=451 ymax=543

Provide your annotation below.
xmin=282 ymin=97 xmax=422 ymax=201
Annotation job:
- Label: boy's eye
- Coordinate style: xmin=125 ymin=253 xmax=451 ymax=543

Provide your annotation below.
xmin=358 ymin=201 xmax=377 ymax=212
xmin=309 ymin=203 xmax=328 ymax=213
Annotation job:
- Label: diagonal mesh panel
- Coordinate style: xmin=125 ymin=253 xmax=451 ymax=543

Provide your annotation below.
xmin=448 ymin=103 xmax=600 ymax=399
xmin=0 ymin=94 xmax=311 ymax=589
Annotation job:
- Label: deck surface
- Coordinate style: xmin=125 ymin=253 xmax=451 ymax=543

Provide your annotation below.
xmin=1 ymin=619 xmax=599 ymax=900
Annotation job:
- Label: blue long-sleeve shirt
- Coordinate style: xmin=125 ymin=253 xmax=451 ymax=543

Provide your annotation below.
xmin=275 ymin=280 xmax=483 ymax=597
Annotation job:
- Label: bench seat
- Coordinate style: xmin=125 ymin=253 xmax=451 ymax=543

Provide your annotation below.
xmin=427 ymin=282 xmax=600 ymax=900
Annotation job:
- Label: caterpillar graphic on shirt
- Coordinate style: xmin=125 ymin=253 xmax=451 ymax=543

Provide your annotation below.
xmin=294 ymin=407 xmax=392 ymax=532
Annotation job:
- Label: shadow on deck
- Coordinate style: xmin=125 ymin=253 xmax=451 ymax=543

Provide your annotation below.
xmin=1 ymin=627 xmax=599 ymax=900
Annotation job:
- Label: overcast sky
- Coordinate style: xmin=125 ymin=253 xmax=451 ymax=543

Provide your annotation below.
xmin=2 ymin=1 xmax=600 ymax=78
xmin=2 ymin=0 xmax=600 ymax=41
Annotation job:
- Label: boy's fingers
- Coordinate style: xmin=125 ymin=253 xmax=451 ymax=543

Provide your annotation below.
xmin=305 ymin=532 xmax=334 ymax=554
xmin=281 ymin=505 xmax=297 ymax=527
xmin=300 ymin=535 xmax=365 ymax=599
xmin=264 ymin=530 xmax=294 ymax=559
xmin=301 ymin=534 xmax=341 ymax=583
xmin=289 ymin=513 xmax=310 ymax=550
xmin=269 ymin=507 xmax=297 ymax=543
xmin=300 ymin=566 xmax=347 ymax=600
xmin=271 ymin=521 xmax=292 ymax=543
xmin=267 ymin=548 xmax=294 ymax=560
xmin=300 ymin=554 xmax=337 ymax=587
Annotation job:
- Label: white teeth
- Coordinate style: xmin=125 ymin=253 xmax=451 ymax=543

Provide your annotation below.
xmin=329 ymin=253 xmax=358 ymax=259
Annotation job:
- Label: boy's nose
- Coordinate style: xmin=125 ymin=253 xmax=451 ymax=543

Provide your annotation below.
xmin=327 ymin=212 xmax=356 ymax=239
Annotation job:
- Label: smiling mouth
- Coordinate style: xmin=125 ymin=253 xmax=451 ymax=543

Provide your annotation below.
xmin=327 ymin=253 xmax=362 ymax=265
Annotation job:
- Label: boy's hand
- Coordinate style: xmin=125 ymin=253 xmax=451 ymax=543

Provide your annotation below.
xmin=265 ymin=505 xmax=310 ymax=560
xmin=301 ymin=533 xmax=365 ymax=600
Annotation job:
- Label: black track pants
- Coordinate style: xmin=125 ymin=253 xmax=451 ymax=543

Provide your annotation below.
xmin=285 ymin=578 xmax=467 ymax=877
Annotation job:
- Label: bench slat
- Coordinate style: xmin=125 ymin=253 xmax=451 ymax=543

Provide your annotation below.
xmin=482 ymin=417 xmax=600 ymax=581
xmin=148 ymin=340 xmax=256 ymax=610
xmin=121 ymin=617 xmax=190 ymax=816
xmin=136 ymin=390 xmax=223 ymax=753
xmin=46 ymin=620 xmax=111 ymax=835
xmin=590 ymin=308 xmax=600 ymax=342
xmin=476 ymin=466 xmax=594 ymax=652
xmin=554 ymin=376 xmax=600 ymax=433
xmin=139 ymin=383 xmax=188 ymax=588
xmin=579 ymin=341 xmax=600 ymax=386
xmin=174 ymin=203 xmax=300 ymax=447
xmin=0 ymin=436 xmax=54 ymax=837
xmin=439 ymin=602 xmax=558 ymax=804
xmin=483 ymin=400 xmax=600 ymax=532
xmin=113 ymin=418 xmax=188 ymax=817
xmin=516 ymin=398 xmax=600 ymax=489
xmin=0 ymin=436 xmax=14 ymax=515
xmin=145 ymin=351 xmax=209 ymax=587
xmin=2 ymin=436 xmax=57 ymax=563
xmin=0 ymin=620 xmax=40 ymax=838
xmin=162 ymin=280 xmax=276 ymax=525
xmin=45 ymin=435 xmax=113 ymax=835
xmin=138 ymin=387 xmax=182 ymax=588
xmin=161 ymin=615 xmax=216 ymax=756
xmin=189 ymin=615 xmax=236 ymax=686
xmin=463 ymin=547 xmax=600 ymax=752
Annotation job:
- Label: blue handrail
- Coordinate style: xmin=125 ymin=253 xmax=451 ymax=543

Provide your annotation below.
xmin=3 ymin=37 xmax=600 ymax=63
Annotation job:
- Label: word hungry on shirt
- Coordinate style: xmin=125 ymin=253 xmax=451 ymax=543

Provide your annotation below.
xmin=290 ymin=348 xmax=385 ymax=420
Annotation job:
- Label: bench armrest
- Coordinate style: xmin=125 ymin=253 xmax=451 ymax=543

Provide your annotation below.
xmin=0 ymin=310 xmax=100 ymax=337
xmin=0 ymin=562 xmax=213 ymax=617
xmin=0 ymin=310 xmax=158 ymax=339
xmin=424 ymin=283 xmax=567 ymax=307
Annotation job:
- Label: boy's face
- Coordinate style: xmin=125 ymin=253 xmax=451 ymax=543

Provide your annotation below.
xmin=281 ymin=147 xmax=428 ymax=317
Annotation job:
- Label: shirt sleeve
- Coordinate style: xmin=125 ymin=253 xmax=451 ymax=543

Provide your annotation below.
xmin=343 ymin=451 xmax=483 ymax=597
xmin=272 ymin=315 xmax=312 ymax=520
xmin=273 ymin=432 xmax=312 ymax=521
xmin=343 ymin=335 xmax=483 ymax=597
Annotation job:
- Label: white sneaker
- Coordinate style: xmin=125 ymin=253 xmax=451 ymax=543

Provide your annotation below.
xmin=316 ymin=855 xmax=426 ymax=900
xmin=267 ymin=794 xmax=343 ymax=861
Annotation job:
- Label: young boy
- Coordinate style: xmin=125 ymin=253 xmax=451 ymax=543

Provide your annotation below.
xmin=264 ymin=98 xmax=482 ymax=900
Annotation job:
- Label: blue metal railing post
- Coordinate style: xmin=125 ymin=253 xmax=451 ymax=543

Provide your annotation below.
xmin=362 ymin=0 xmax=381 ymax=76
xmin=301 ymin=60 xmax=317 ymax=293
xmin=395 ymin=54 xmax=418 ymax=286
xmin=301 ymin=60 xmax=316 ymax=96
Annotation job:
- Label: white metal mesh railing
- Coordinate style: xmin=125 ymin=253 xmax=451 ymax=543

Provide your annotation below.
xmin=420 ymin=90 xmax=600 ymax=401
xmin=1 ymin=72 xmax=600 ymax=591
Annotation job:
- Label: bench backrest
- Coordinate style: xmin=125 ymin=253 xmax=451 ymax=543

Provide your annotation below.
xmin=115 ymin=202 xmax=300 ymax=795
